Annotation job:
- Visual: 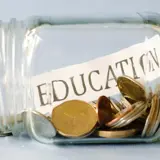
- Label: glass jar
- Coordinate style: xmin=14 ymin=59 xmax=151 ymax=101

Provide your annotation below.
xmin=1 ymin=12 xmax=160 ymax=144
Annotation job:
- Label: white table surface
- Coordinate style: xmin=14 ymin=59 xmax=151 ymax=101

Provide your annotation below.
xmin=1 ymin=0 xmax=160 ymax=159
xmin=1 ymin=136 xmax=160 ymax=160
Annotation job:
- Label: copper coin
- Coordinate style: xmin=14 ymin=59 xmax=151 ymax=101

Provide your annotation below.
xmin=117 ymin=76 xmax=146 ymax=101
xmin=97 ymin=96 xmax=114 ymax=126
xmin=52 ymin=100 xmax=97 ymax=138
xmin=95 ymin=129 xmax=137 ymax=138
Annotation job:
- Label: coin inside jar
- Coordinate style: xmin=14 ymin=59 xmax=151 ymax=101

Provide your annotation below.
xmin=142 ymin=94 xmax=160 ymax=137
xmin=141 ymin=94 xmax=158 ymax=137
xmin=112 ymin=101 xmax=147 ymax=129
xmin=117 ymin=76 xmax=146 ymax=101
xmin=106 ymin=106 xmax=132 ymax=127
xmin=95 ymin=129 xmax=138 ymax=138
xmin=52 ymin=100 xmax=97 ymax=138
xmin=97 ymin=96 xmax=114 ymax=126
xmin=23 ymin=110 xmax=56 ymax=144
xmin=148 ymin=96 xmax=160 ymax=137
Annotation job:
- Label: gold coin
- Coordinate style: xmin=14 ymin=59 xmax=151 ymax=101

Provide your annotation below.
xmin=97 ymin=96 xmax=114 ymax=126
xmin=150 ymin=89 xmax=160 ymax=136
xmin=150 ymin=96 xmax=160 ymax=136
xmin=51 ymin=100 xmax=97 ymax=138
xmin=95 ymin=129 xmax=137 ymax=138
xmin=146 ymin=94 xmax=159 ymax=137
xmin=141 ymin=94 xmax=158 ymax=137
xmin=150 ymin=85 xmax=160 ymax=136
xmin=117 ymin=76 xmax=146 ymax=101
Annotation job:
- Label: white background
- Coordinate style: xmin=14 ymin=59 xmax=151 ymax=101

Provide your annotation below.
xmin=1 ymin=0 xmax=160 ymax=159
xmin=0 ymin=0 xmax=160 ymax=21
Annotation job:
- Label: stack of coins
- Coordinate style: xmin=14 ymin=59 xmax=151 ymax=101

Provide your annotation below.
xmin=24 ymin=75 xmax=160 ymax=140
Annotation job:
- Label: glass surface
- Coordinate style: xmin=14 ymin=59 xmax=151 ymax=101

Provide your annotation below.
xmin=1 ymin=13 xmax=160 ymax=144
xmin=25 ymin=13 xmax=160 ymax=144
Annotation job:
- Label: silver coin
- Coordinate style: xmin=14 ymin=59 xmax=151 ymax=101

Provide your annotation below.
xmin=141 ymin=94 xmax=157 ymax=137
xmin=147 ymin=95 xmax=160 ymax=137
xmin=111 ymin=101 xmax=143 ymax=127
xmin=111 ymin=101 xmax=145 ymax=128
xmin=150 ymin=89 xmax=160 ymax=136
xmin=23 ymin=109 xmax=56 ymax=144
xmin=112 ymin=104 xmax=145 ymax=128
xmin=114 ymin=103 xmax=148 ymax=128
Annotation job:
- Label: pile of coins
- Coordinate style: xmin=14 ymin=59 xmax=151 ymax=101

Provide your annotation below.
xmin=17 ymin=75 xmax=160 ymax=142
xmin=50 ymin=75 xmax=160 ymax=139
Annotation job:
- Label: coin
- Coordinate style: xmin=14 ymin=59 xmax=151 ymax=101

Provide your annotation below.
xmin=106 ymin=106 xmax=132 ymax=127
xmin=149 ymin=96 xmax=160 ymax=136
xmin=150 ymin=88 xmax=160 ymax=136
xmin=23 ymin=109 xmax=56 ymax=143
xmin=97 ymin=96 xmax=114 ymax=126
xmin=146 ymin=94 xmax=159 ymax=137
xmin=117 ymin=76 xmax=146 ymax=101
xmin=113 ymin=102 xmax=147 ymax=128
xmin=111 ymin=101 xmax=145 ymax=128
xmin=95 ymin=129 xmax=137 ymax=138
xmin=52 ymin=100 xmax=97 ymax=138
xmin=141 ymin=94 xmax=158 ymax=137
